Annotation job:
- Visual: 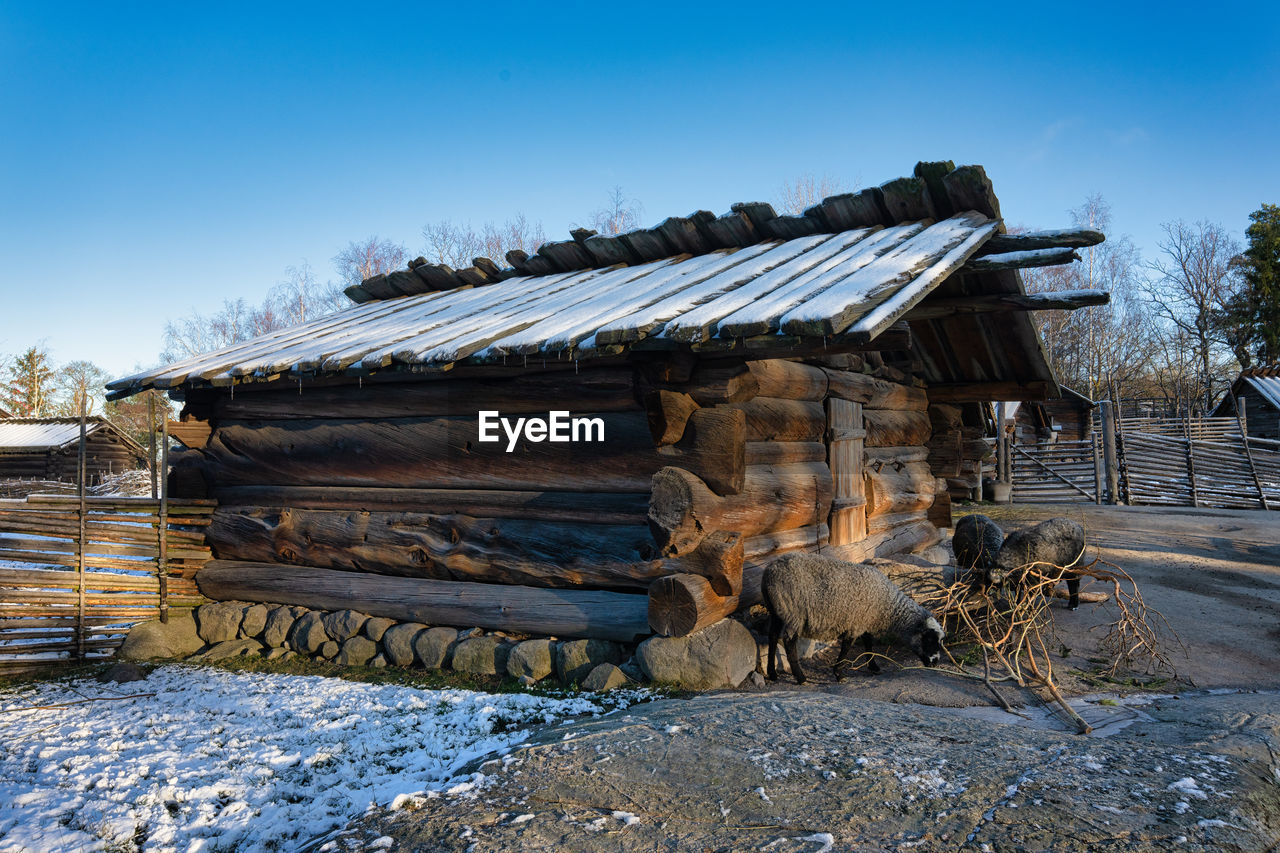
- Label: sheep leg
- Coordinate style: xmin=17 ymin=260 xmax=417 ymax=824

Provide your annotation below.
xmin=1066 ymin=574 xmax=1080 ymax=610
xmin=861 ymin=633 xmax=881 ymax=674
xmin=766 ymin=616 xmax=781 ymax=681
xmin=834 ymin=635 xmax=853 ymax=681
xmin=784 ymin=637 xmax=807 ymax=684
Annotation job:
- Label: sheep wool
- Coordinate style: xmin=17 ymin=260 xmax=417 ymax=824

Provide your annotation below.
xmin=762 ymin=553 xmax=944 ymax=684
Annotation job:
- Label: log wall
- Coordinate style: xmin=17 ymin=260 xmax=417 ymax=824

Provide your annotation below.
xmin=184 ymin=357 xmax=942 ymax=641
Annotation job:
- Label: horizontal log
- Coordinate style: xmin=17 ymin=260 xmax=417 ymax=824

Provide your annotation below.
xmin=728 ymin=398 xmax=825 ymax=442
xmin=745 ymin=441 xmax=826 ymax=466
xmin=927 ymin=381 xmax=1055 ymax=404
xmin=958 ymin=247 xmax=1081 ymax=273
xmin=196 ymin=561 xmax=652 ymax=643
xmin=207 ymin=507 xmax=672 ymax=591
xmin=648 ymin=573 xmax=738 ymax=637
xmin=681 ymin=362 xmax=759 ymax=405
xmin=745 ymin=359 xmax=828 ymax=401
xmin=978 ymin=228 xmax=1106 ymax=254
xmin=831 ymin=518 xmax=942 ymax=563
xmin=211 ymin=486 xmax=650 ymax=524
xmin=212 ymin=368 xmax=641 ymax=419
xmin=863 ymin=410 xmax=932 ymax=447
xmin=200 ymin=412 xmax=725 ymax=494
xmin=864 ymin=446 xmax=929 ymax=465
xmin=906 ymin=289 xmax=1110 ymax=321
xmin=864 ymin=460 xmax=936 ymax=516
xmin=742 ymin=523 xmax=829 ymax=560
xmin=647 ymin=462 xmax=833 ymax=556
xmin=823 ymin=369 xmax=928 ymax=411
xmin=866 ymin=509 xmax=931 ymax=536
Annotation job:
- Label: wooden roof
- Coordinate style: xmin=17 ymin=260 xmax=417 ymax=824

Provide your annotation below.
xmin=107 ymin=161 xmax=1104 ymax=401
xmin=1215 ymin=366 xmax=1280 ymax=415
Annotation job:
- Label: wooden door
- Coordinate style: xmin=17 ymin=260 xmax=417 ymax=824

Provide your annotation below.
xmin=827 ymin=398 xmax=867 ymax=545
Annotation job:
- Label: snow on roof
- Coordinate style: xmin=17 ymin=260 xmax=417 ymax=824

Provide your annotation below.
xmin=0 ymin=418 xmax=145 ymax=455
xmin=0 ymin=419 xmax=101 ymax=451
xmin=108 ymin=211 xmax=999 ymax=396
xmin=1241 ymin=368 xmax=1280 ymax=410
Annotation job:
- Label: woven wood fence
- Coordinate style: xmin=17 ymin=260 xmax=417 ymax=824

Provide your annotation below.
xmin=1121 ymin=434 xmax=1279 ymax=510
xmin=0 ymin=495 xmax=214 ymax=674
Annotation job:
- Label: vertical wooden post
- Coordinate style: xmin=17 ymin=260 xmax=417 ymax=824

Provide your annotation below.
xmin=1238 ymin=397 xmax=1247 ymax=436
xmin=1185 ymin=415 xmax=1199 ymax=508
xmin=1100 ymin=400 xmax=1119 ymax=505
xmin=158 ymin=411 xmax=170 ymax=623
xmin=148 ymin=393 xmax=158 ymax=500
xmin=1232 ymin=394 xmax=1270 ymax=511
xmin=826 ymin=398 xmax=866 ymax=546
xmin=1092 ymin=433 xmax=1103 ymax=505
xmin=76 ymin=401 xmax=87 ymax=660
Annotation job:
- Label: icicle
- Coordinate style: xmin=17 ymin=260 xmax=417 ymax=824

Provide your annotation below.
xmin=230 ymin=383 xmax=235 ymax=400
xmin=574 ymin=359 xmax=579 ymax=374
xmin=358 ymin=376 xmax=363 ymax=389
xmin=298 ymin=375 xmax=303 ymax=395
xmin=523 ymin=355 xmax=527 ymax=368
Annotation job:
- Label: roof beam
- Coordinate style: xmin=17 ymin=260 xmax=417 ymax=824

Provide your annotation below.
xmin=958 ymin=247 xmax=1080 ymax=274
xmin=928 ymin=380 xmax=1058 ymax=403
xmin=977 ymin=228 xmax=1106 ymax=255
xmin=906 ymin=289 xmax=1110 ymax=321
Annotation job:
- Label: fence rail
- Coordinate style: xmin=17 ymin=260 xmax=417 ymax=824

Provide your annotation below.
xmin=0 ymin=495 xmax=214 ymax=674
xmin=1120 ymin=433 xmax=1278 ymax=510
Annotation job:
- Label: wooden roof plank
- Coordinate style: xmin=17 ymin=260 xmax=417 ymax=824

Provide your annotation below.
xmin=659 ymin=232 xmax=867 ymax=343
xmin=714 ymin=225 xmax=918 ymax=339
xmin=781 ymin=212 xmax=996 ymax=338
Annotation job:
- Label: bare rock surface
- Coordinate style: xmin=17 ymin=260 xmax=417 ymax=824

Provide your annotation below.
xmin=350 ymin=690 xmax=1280 ymax=852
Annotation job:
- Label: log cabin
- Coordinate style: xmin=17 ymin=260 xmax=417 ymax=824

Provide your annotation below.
xmin=1212 ymin=366 xmax=1280 ymax=440
xmin=0 ymin=417 xmax=148 ymax=483
xmin=106 ymin=161 xmax=1107 ymax=643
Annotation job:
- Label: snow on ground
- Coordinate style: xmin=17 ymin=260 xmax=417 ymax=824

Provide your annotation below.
xmin=0 ymin=664 xmax=638 ymax=852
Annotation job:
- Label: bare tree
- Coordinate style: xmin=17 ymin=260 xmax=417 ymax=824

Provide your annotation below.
xmin=775 ymin=174 xmax=846 ymax=216
xmin=585 ymin=187 xmax=643 ymax=236
xmin=332 ymin=236 xmax=408 ymax=289
xmin=421 ymin=215 xmax=546 ymax=268
xmin=1020 ymin=196 xmax=1149 ymax=402
xmin=53 ymin=360 xmax=111 ymax=417
xmin=269 ymin=263 xmax=346 ymax=325
xmin=1145 ymin=220 xmax=1243 ymax=411
xmin=2 ymin=345 xmax=57 ymax=417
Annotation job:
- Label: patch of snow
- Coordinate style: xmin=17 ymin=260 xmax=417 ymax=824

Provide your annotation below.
xmin=1168 ymin=777 xmax=1209 ymax=800
xmin=610 ymin=810 xmax=639 ymax=826
xmin=0 ymin=664 xmax=628 ymax=852
xmin=798 ymin=832 xmax=834 ymax=852
xmin=755 ymin=786 xmax=772 ymax=803
xmin=365 ymin=838 xmax=393 ymax=850
xmin=509 ymin=814 xmax=534 ymax=825
xmin=664 ymin=724 xmax=682 ymax=734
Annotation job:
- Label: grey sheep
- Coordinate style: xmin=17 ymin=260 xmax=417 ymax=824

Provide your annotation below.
xmin=762 ymin=553 xmax=945 ymax=684
xmin=994 ymin=517 xmax=1087 ymax=609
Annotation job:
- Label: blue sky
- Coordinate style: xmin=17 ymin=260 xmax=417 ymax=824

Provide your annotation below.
xmin=2 ymin=1 xmax=1276 ymax=378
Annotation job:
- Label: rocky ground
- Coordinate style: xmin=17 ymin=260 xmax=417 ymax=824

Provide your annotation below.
xmin=336 ymin=504 xmax=1280 ymax=852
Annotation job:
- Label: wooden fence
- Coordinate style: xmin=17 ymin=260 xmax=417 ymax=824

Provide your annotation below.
xmin=1011 ymin=437 xmax=1103 ymax=504
xmin=1121 ymin=434 xmax=1279 ymax=510
xmin=0 ymin=495 xmax=214 ymax=674
xmin=1113 ymin=415 xmax=1243 ymax=441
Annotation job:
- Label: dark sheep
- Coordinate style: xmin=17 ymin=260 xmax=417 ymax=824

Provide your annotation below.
xmin=952 ymin=513 xmax=1005 ymax=584
xmin=994 ymin=517 xmax=1088 ymax=609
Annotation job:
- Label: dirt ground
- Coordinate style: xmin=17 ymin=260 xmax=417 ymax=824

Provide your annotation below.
xmin=769 ymin=502 xmax=1280 ymax=708
xmin=338 ymin=504 xmax=1280 ymax=852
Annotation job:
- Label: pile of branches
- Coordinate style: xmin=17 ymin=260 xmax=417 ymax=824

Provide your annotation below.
xmin=920 ymin=557 xmax=1181 ymax=734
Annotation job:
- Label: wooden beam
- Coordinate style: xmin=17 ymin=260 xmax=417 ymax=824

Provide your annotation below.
xmin=196 ymin=560 xmax=652 ymax=643
xmin=959 ymin=247 xmax=1080 ymax=274
xmin=927 ymin=381 xmax=1056 ymax=403
xmin=905 ymin=290 xmax=1111 ymax=321
xmin=978 ymin=228 xmax=1105 ymax=255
